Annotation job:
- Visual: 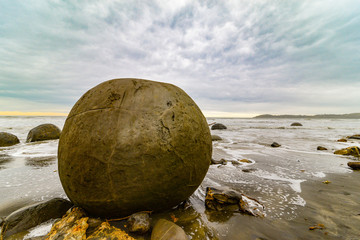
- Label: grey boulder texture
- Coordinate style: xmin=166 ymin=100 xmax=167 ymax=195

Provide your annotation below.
xmin=58 ymin=78 xmax=212 ymax=217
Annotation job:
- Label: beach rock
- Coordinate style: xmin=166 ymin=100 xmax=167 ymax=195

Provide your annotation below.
xmin=205 ymin=187 xmax=265 ymax=217
xmin=291 ymin=122 xmax=302 ymax=126
xmin=347 ymin=162 xmax=360 ymax=170
xmin=26 ymin=124 xmax=61 ymax=143
xmin=58 ymin=78 xmax=212 ymax=217
xmin=211 ymin=123 xmax=227 ymax=130
xmin=334 ymin=146 xmax=360 ymax=157
xmin=0 ymin=132 xmax=20 ymax=147
xmin=317 ymin=146 xmax=327 ymax=151
xmin=45 ymin=207 xmax=87 ymax=240
xmin=348 ymin=135 xmax=360 ymax=140
xmin=46 ymin=207 xmax=135 ymax=240
xmin=211 ymin=135 xmax=222 ymax=141
xmin=230 ymin=160 xmax=241 ymax=165
xmin=211 ymin=158 xmax=227 ymax=165
xmin=87 ymin=222 xmax=135 ymax=240
xmin=239 ymin=159 xmax=252 ymax=163
xmin=86 ymin=218 xmax=103 ymax=237
xmin=271 ymin=142 xmax=281 ymax=147
xmin=1 ymin=198 xmax=73 ymax=238
xmin=127 ymin=212 xmax=151 ymax=234
xmin=205 ymin=187 xmax=241 ymax=212
xmin=151 ymin=219 xmax=188 ymax=240
xmin=239 ymin=195 xmax=266 ymax=218
xmin=337 ymin=138 xmax=347 ymax=142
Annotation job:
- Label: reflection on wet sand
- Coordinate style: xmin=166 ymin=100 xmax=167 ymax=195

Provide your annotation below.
xmin=0 ymin=153 xmax=14 ymax=170
xmin=25 ymin=156 xmax=57 ymax=168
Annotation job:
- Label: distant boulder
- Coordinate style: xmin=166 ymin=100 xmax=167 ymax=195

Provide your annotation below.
xmin=211 ymin=135 xmax=222 ymax=141
xmin=317 ymin=146 xmax=327 ymax=151
xmin=211 ymin=158 xmax=227 ymax=165
xmin=271 ymin=142 xmax=281 ymax=148
xmin=348 ymin=162 xmax=360 ymax=170
xmin=348 ymin=134 xmax=360 ymax=140
xmin=211 ymin=123 xmax=227 ymax=130
xmin=26 ymin=124 xmax=61 ymax=143
xmin=0 ymin=132 xmax=20 ymax=147
xmin=337 ymin=138 xmax=347 ymax=142
xmin=291 ymin=122 xmax=303 ymax=126
xmin=334 ymin=146 xmax=360 ymax=157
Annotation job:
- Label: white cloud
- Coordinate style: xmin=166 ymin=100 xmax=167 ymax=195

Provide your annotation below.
xmin=0 ymin=0 xmax=359 ymax=115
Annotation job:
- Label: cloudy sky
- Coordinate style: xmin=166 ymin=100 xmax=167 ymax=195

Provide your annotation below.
xmin=1 ymin=0 xmax=359 ymax=117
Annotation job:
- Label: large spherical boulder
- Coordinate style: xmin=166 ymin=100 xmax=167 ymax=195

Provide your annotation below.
xmin=58 ymin=78 xmax=212 ymax=217
xmin=0 ymin=132 xmax=20 ymax=147
xmin=26 ymin=124 xmax=61 ymax=142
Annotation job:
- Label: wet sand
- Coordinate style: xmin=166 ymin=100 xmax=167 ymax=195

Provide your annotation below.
xmin=219 ymin=171 xmax=360 ymax=240
xmin=1 ymin=117 xmax=360 ymax=239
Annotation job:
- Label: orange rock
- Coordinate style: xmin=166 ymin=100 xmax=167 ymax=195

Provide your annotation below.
xmin=46 ymin=207 xmax=87 ymax=240
xmin=87 ymin=222 xmax=135 ymax=240
xmin=239 ymin=159 xmax=252 ymax=163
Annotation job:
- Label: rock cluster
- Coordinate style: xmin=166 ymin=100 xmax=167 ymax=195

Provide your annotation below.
xmin=205 ymin=187 xmax=265 ymax=217
xmin=1 ymin=202 xmax=191 ymax=240
xmin=58 ymin=78 xmax=212 ymax=217
xmin=0 ymin=124 xmax=61 ymax=148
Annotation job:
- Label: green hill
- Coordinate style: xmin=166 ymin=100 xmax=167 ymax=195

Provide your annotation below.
xmin=254 ymin=113 xmax=360 ymax=119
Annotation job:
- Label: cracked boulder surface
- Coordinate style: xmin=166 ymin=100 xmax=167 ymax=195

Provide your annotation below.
xmin=58 ymin=78 xmax=212 ymax=217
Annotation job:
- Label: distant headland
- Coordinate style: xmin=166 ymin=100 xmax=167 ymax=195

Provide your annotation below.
xmin=254 ymin=113 xmax=360 ymax=119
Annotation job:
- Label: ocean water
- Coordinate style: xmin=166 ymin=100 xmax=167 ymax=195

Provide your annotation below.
xmin=1 ymin=116 xmax=360 ymax=239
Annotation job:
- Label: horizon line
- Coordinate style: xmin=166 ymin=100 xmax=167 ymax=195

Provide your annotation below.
xmin=0 ymin=111 xmax=69 ymax=116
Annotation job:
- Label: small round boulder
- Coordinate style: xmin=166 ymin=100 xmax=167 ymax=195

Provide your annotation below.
xmin=0 ymin=132 xmax=20 ymax=147
xmin=348 ymin=162 xmax=360 ymax=170
xmin=211 ymin=123 xmax=227 ymax=130
xmin=58 ymin=78 xmax=212 ymax=217
xmin=290 ymin=122 xmax=302 ymax=127
xmin=26 ymin=124 xmax=61 ymax=142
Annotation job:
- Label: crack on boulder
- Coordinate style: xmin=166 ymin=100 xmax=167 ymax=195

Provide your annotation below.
xmin=160 ymin=119 xmax=170 ymax=136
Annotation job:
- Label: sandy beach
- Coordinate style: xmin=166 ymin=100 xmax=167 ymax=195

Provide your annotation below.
xmin=1 ymin=116 xmax=360 ymax=239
